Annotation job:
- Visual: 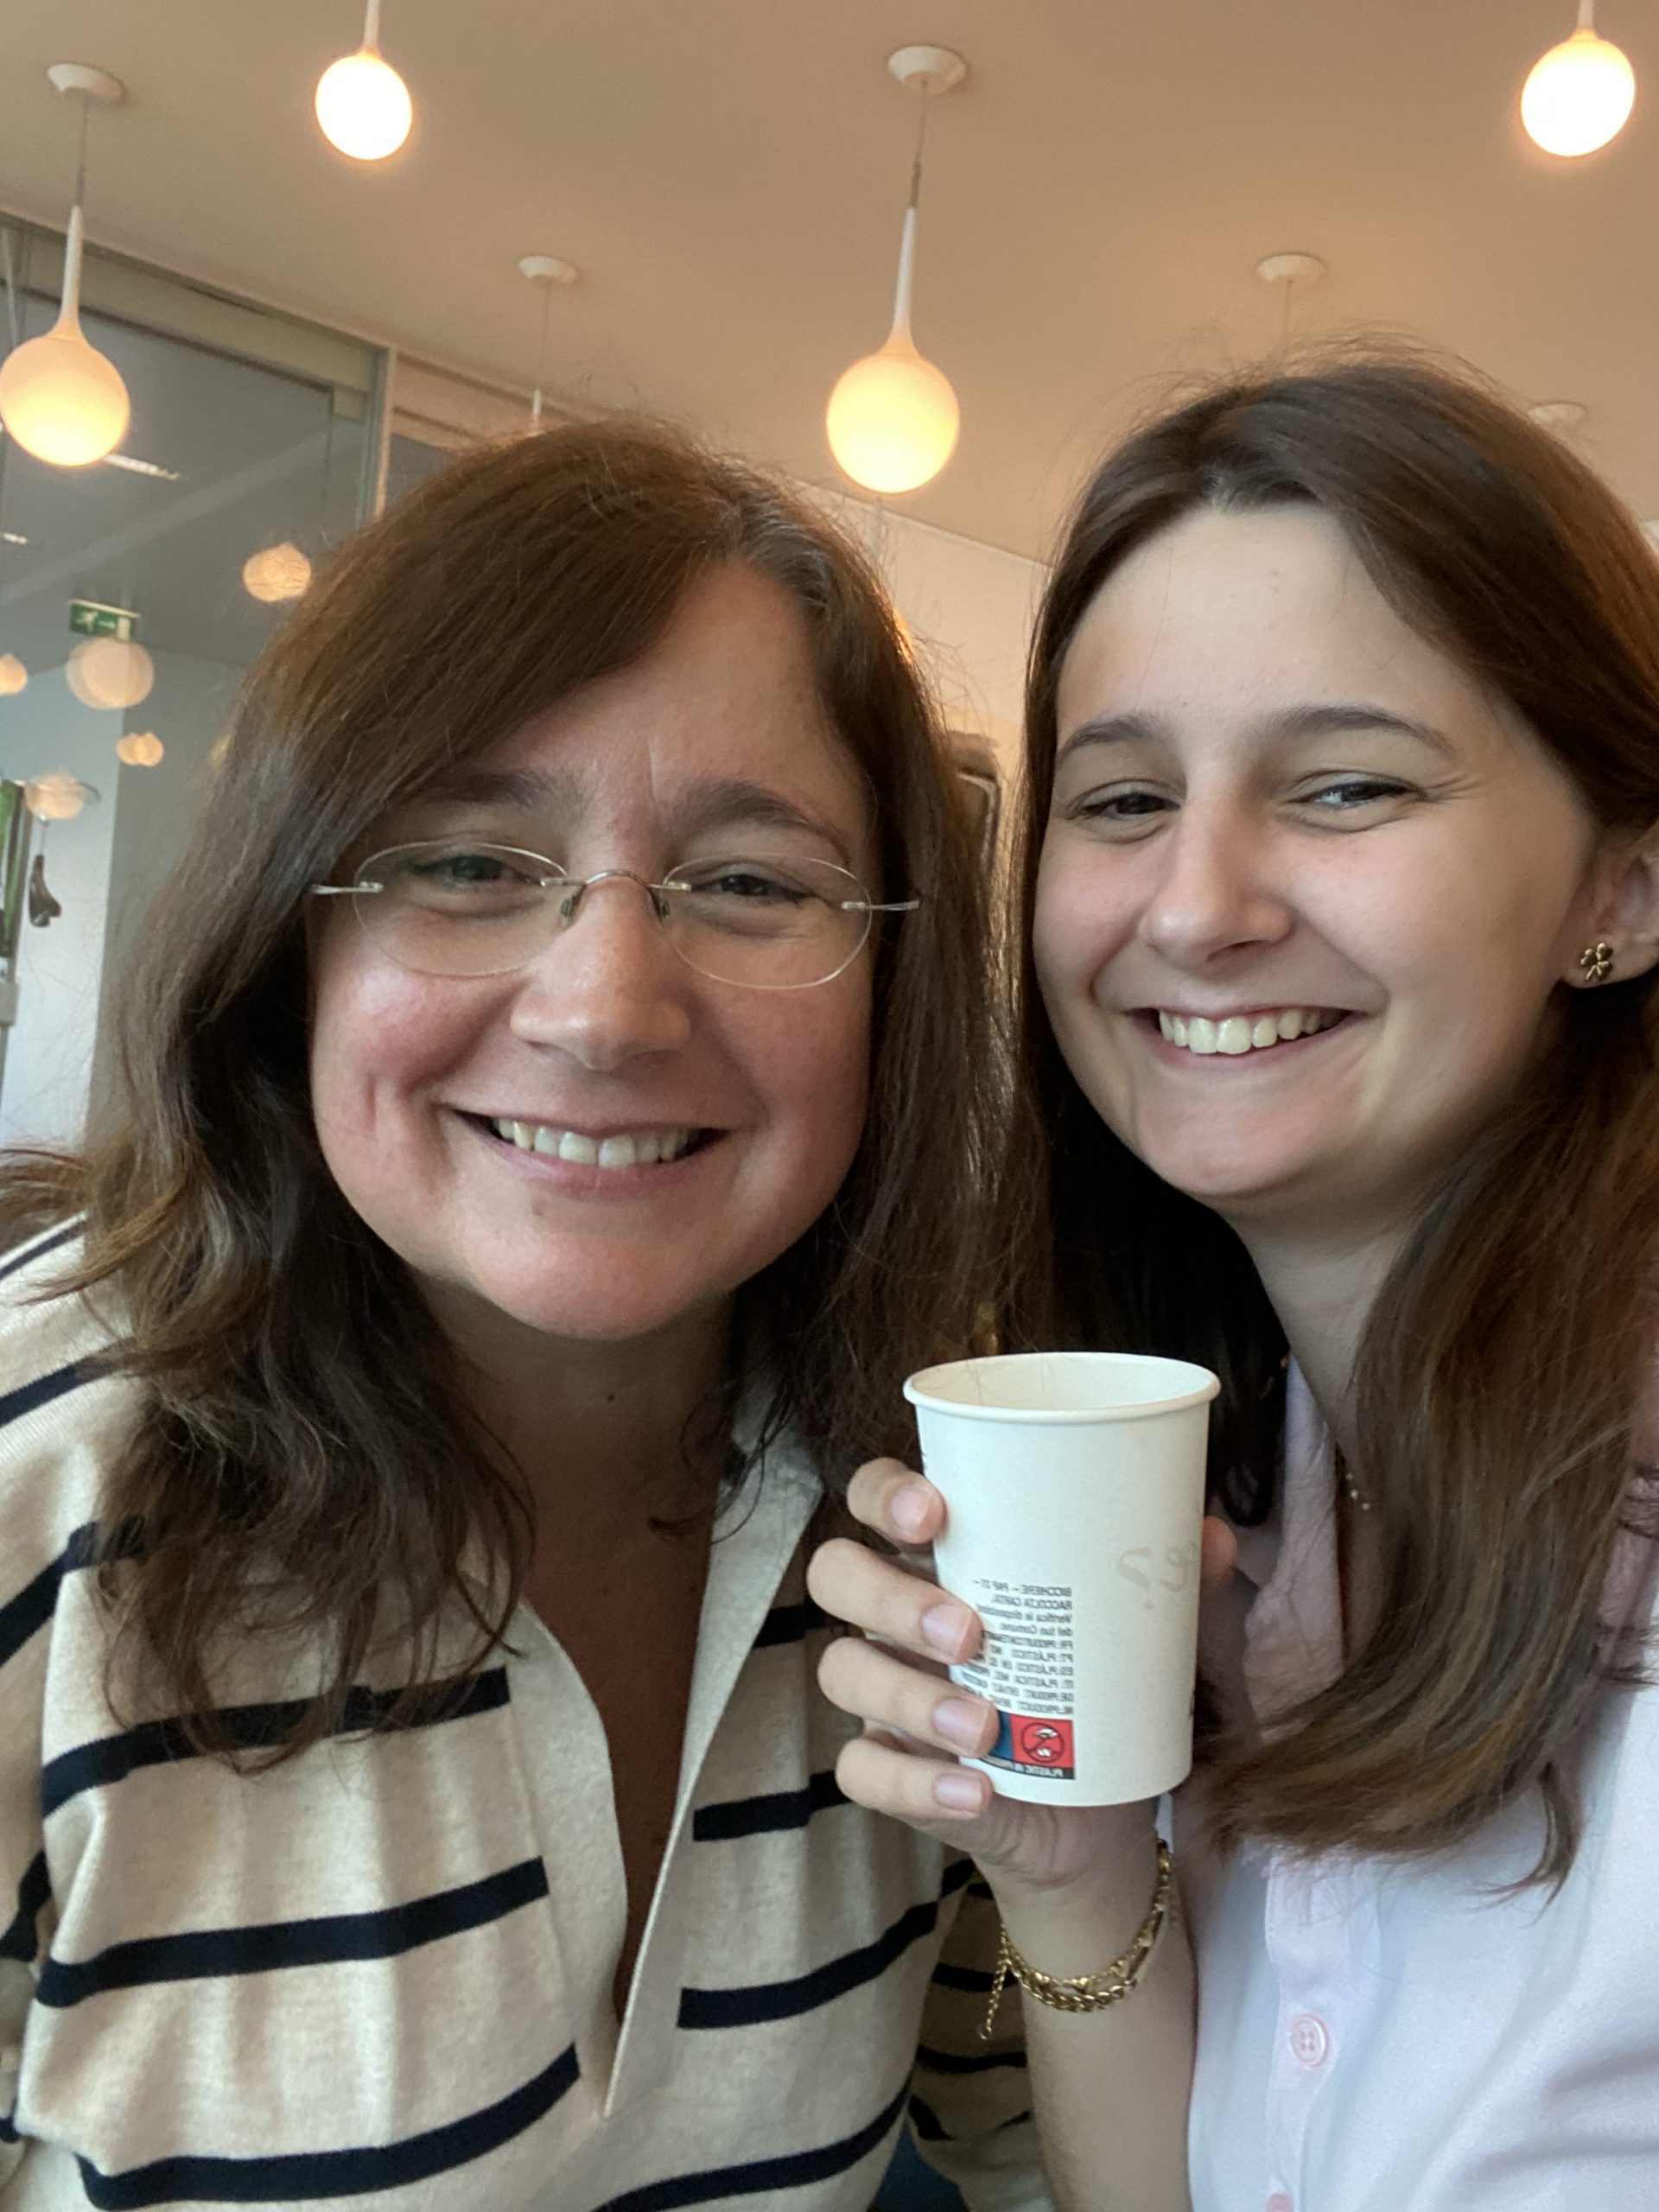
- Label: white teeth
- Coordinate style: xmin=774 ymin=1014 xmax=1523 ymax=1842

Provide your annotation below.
xmin=487 ymin=1118 xmax=696 ymax=1168
xmin=1155 ymin=1008 xmax=1337 ymax=1058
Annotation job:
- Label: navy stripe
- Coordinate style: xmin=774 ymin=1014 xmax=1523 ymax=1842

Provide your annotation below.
xmin=0 ymin=1223 xmax=79 ymax=1286
xmin=0 ymin=1360 xmax=100 ymax=1433
xmin=0 ymin=1518 xmax=139 ymax=1676
xmin=940 ymin=1857 xmax=974 ymax=1897
xmin=42 ymin=1668 xmax=512 ymax=1820
xmin=73 ymin=2043 xmax=579 ymax=2208
xmin=929 ymin=1961 xmax=995 ymax=1993
xmin=914 ymin=2041 xmax=1028 ymax=2075
xmin=39 ymin=1855 xmax=549 ymax=2009
xmin=680 ymin=1893 xmax=944 ymax=2030
xmin=691 ymin=1768 xmax=845 ymax=1840
xmin=590 ymin=2079 xmax=906 ymax=2211
xmin=0 ymin=1851 xmax=50 ymax=1965
xmin=751 ymin=1597 xmax=830 ymax=1649
xmin=908 ymin=2093 xmax=949 ymax=2144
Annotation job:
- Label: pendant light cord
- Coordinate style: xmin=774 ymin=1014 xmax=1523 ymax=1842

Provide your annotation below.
xmin=531 ymin=278 xmax=553 ymax=425
xmin=73 ymin=96 xmax=90 ymax=212
xmin=908 ymin=92 xmax=930 ymax=216
xmin=1578 ymin=0 xmax=1596 ymax=29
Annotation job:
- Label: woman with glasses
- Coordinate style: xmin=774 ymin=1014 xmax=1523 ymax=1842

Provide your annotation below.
xmin=811 ymin=356 xmax=1659 ymax=2210
xmin=0 ymin=423 xmax=1039 ymax=2208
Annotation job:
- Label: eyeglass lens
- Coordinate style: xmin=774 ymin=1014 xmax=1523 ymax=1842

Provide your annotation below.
xmin=348 ymin=842 xmax=877 ymax=990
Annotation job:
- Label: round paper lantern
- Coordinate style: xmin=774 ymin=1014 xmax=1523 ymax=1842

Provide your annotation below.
xmin=0 ymin=654 xmax=27 ymax=696
xmin=23 ymin=771 xmax=88 ymax=821
xmin=66 ymin=635 xmax=155 ymax=709
xmin=242 ymin=542 xmax=313 ymax=603
xmin=116 ymin=729 xmax=163 ymax=766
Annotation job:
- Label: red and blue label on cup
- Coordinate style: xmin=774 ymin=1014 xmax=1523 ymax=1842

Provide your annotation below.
xmin=986 ymin=1710 xmax=1076 ymax=1781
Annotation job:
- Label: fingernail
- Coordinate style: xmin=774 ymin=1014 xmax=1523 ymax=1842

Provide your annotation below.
xmin=892 ymin=1484 xmax=931 ymax=1541
xmin=933 ymin=1695 xmax=991 ymax=1751
xmin=932 ymin=1769 xmax=987 ymax=1815
xmin=920 ymin=1601 xmax=974 ymax=1658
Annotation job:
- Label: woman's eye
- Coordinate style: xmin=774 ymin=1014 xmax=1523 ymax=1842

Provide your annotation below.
xmin=1069 ymin=787 xmax=1174 ymax=826
xmin=681 ymin=867 xmax=806 ymax=904
xmin=1300 ymin=777 xmax=1414 ymax=812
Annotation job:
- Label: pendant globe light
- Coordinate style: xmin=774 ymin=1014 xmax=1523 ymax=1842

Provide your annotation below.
xmin=1522 ymin=1 xmax=1635 ymax=156
xmin=826 ymin=46 xmax=967 ymax=497
xmin=315 ymin=0 xmax=414 ymax=162
xmin=0 ymin=66 xmax=130 ymax=469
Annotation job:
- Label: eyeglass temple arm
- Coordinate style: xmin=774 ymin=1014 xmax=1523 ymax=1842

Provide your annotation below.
xmin=309 ymin=882 xmax=385 ymax=897
xmin=849 ymin=897 xmax=922 ymax=913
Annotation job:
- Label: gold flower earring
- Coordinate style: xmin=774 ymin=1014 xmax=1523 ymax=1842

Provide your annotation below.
xmin=1579 ymin=940 xmax=1616 ymax=985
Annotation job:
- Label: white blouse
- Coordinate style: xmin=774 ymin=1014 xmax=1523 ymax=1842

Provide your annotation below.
xmin=1181 ymin=1367 xmax=1659 ymax=2212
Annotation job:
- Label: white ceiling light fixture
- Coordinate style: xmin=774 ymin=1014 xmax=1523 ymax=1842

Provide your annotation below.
xmin=1527 ymin=398 xmax=1590 ymax=431
xmin=66 ymin=635 xmax=154 ymax=710
xmin=115 ymin=730 xmax=163 ymax=766
xmin=1256 ymin=251 xmax=1327 ymax=348
xmin=518 ymin=255 xmax=581 ymax=426
xmin=315 ymin=0 xmax=414 ymax=162
xmin=243 ymin=541 xmax=313 ymax=603
xmin=1522 ymin=1 xmax=1635 ymax=156
xmin=826 ymin=44 xmax=967 ymax=497
xmin=0 ymin=65 xmax=130 ymax=469
xmin=0 ymin=657 xmax=27 ymax=696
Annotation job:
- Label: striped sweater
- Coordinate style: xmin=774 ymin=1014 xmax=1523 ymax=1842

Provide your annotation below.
xmin=0 ymin=1230 xmax=1045 ymax=2211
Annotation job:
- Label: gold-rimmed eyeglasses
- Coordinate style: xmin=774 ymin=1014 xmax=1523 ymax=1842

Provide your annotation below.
xmin=309 ymin=840 xmax=920 ymax=991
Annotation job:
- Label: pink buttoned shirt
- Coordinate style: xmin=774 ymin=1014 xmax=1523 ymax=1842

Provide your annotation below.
xmin=1180 ymin=1367 xmax=1659 ymax=2212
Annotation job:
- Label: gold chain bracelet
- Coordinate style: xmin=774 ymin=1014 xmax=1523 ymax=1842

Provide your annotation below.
xmin=980 ymin=1839 xmax=1173 ymax=2040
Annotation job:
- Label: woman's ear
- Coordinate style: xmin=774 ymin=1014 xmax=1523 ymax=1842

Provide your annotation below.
xmin=1568 ymin=826 xmax=1659 ymax=988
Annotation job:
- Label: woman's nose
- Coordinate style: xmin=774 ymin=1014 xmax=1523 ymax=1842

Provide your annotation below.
xmin=508 ymin=875 xmax=695 ymax=1068
xmin=1135 ymin=809 xmax=1294 ymax=968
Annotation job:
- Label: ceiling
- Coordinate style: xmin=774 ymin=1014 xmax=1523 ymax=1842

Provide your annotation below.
xmin=1 ymin=0 xmax=1656 ymax=561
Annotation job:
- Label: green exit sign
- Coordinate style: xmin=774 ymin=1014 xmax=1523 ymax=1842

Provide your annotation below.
xmin=68 ymin=599 xmax=137 ymax=641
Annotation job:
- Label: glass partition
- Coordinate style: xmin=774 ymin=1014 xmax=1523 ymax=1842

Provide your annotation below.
xmin=0 ymin=217 xmax=387 ymax=1150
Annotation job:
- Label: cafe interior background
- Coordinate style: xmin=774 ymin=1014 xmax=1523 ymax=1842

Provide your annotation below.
xmin=0 ymin=3 xmax=1650 ymax=2201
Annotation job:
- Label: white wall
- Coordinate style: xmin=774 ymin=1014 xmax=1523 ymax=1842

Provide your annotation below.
xmin=0 ymin=671 xmax=121 ymax=1152
xmin=0 ymin=647 xmax=242 ymax=1152
xmin=803 ymin=488 xmax=1046 ymax=782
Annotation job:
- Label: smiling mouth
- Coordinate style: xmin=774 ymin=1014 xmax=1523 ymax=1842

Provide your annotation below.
xmin=467 ymin=1115 xmax=720 ymax=1169
xmin=1152 ymin=1007 xmax=1351 ymax=1058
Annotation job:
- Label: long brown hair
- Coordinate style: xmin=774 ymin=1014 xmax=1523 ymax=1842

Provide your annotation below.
xmin=2 ymin=417 xmax=1002 ymax=1758
xmin=1016 ymin=353 xmax=1659 ymax=1876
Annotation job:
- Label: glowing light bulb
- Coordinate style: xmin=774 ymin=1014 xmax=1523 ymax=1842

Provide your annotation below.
xmin=66 ymin=635 xmax=154 ymax=710
xmin=242 ymin=542 xmax=313 ymax=603
xmin=0 ymin=207 xmax=130 ymax=467
xmin=315 ymin=2 xmax=412 ymax=163
xmin=116 ymin=729 xmax=163 ymax=766
xmin=0 ymin=655 xmax=27 ymax=696
xmin=1522 ymin=22 xmax=1635 ymax=156
xmin=23 ymin=771 xmax=87 ymax=821
xmin=828 ymin=339 xmax=959 ymax=495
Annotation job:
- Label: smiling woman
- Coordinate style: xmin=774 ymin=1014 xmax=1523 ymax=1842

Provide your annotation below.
xmin=0 ymin=423 xmax=1036 ymax=2209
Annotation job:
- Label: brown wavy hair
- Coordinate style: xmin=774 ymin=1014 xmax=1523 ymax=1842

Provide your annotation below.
xmin=2 ymin=417 xmax=1003 ymax=1758
xmin=1014 ymin=353 xmax=1659 ymax=1878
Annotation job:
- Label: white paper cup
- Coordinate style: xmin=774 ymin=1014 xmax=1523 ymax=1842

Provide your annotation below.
xmin=903 ymin=1351 xmax=1219 ymax=1806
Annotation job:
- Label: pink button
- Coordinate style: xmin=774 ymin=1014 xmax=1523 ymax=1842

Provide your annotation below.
xmin=1288 ymin=2012 xmax=1330 ymax=2068
xmin=1267 ymin=2196 xmax=1294 ymax=2212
